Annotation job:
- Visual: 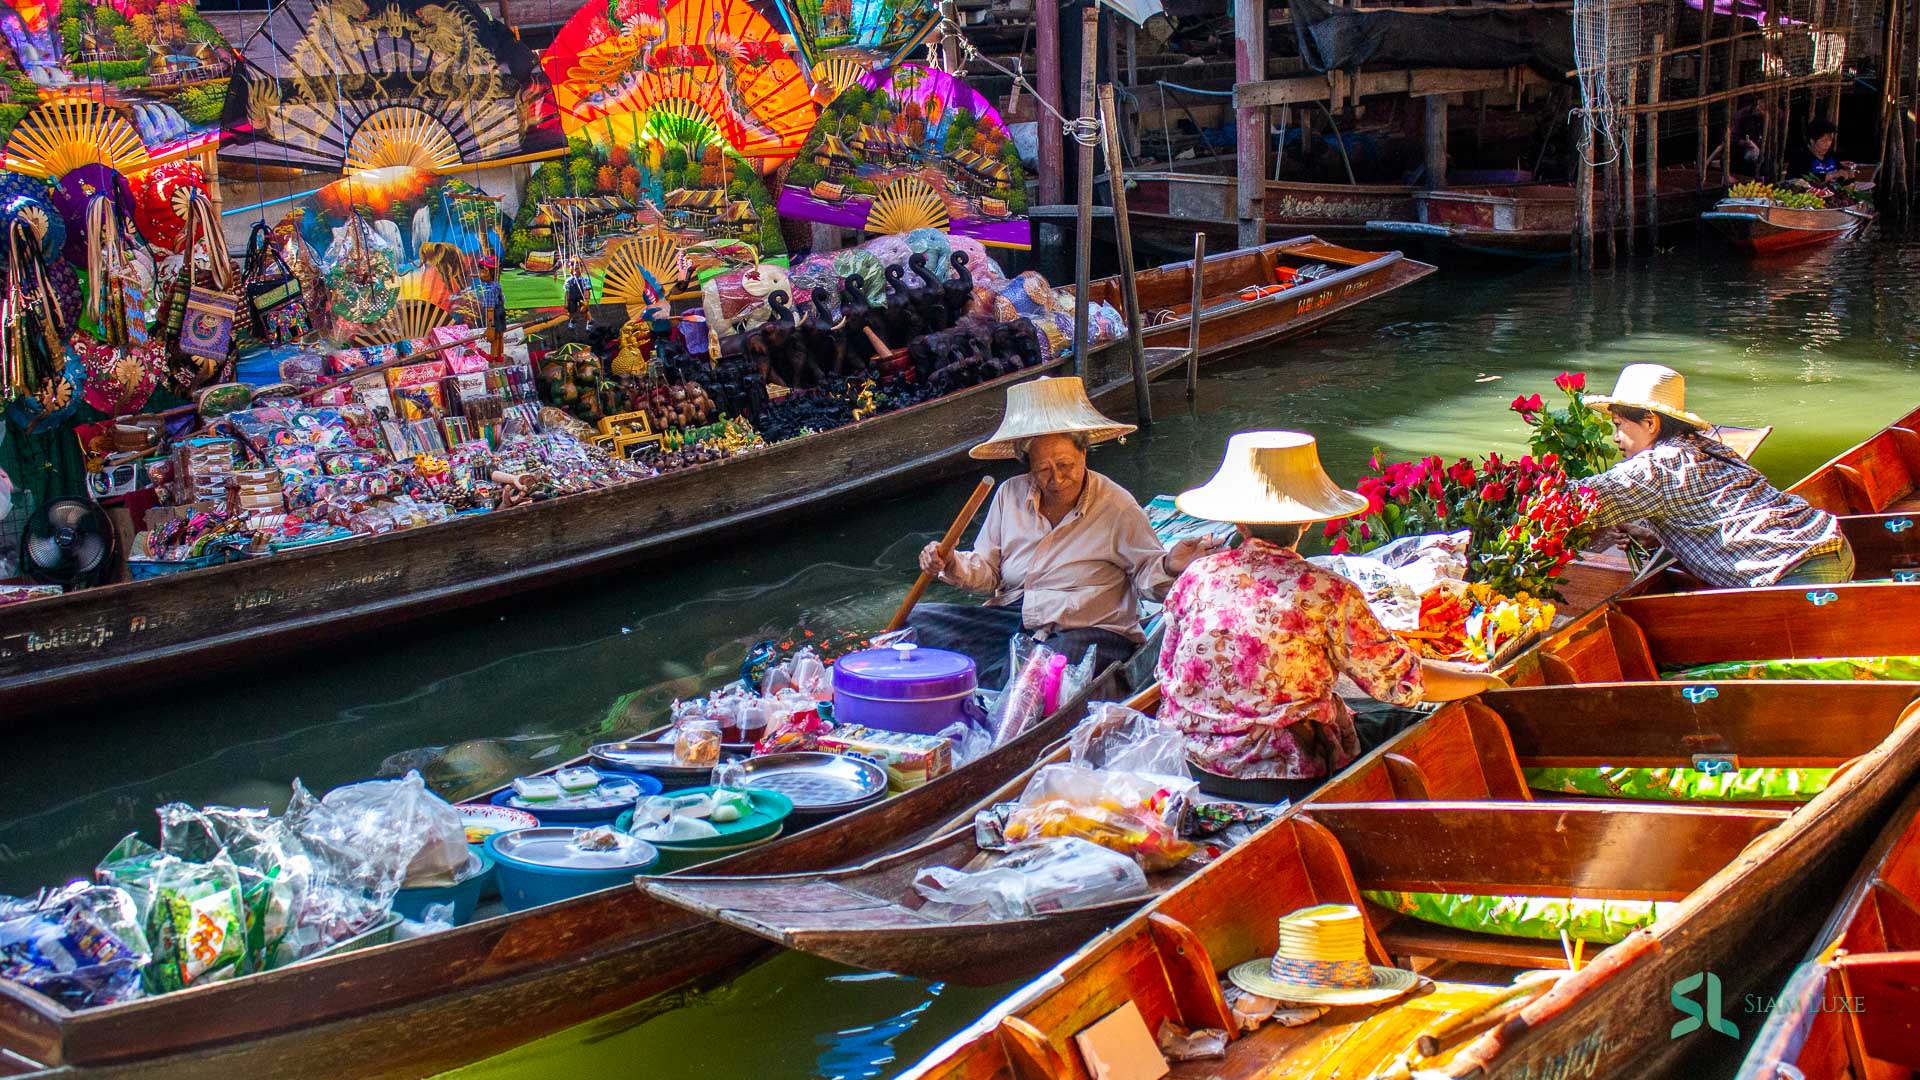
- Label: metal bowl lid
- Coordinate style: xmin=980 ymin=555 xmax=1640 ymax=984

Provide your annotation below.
xmin=489 ymin=827 xmax=659 ymax=871
xmin=590 ymin=741 xmax=745 ymax=774
xmin=832 ymin=642 xmax=976 ymax=701
xmin=737 ymin=752 xmax=888 ymax=810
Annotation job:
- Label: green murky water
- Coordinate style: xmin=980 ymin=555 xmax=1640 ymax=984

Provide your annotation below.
xmin=4 ymin=237 xmax=1916 ymax=1079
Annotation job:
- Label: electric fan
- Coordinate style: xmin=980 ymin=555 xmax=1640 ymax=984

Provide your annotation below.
xmin=20 ymin=498 xmax=117 ymax=589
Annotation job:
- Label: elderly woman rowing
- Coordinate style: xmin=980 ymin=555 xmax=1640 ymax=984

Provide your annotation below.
xmin=911 ymin=377 xmax=1219 ymax=687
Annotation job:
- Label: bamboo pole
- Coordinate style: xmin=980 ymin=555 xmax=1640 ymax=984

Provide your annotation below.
xmin=1186 ymin=231 xmax=1205 ymax=400
xmin=1234 ymin=0 xmax=1268 ymax=247
xmin=1036 ymin=0 xmax=1064 ymax=208
xmin=1070 ymin=6 xmax=1099 ymax=377
xmin=1100 ymin=85 xmax=1152 ymax=429
xmin=1697 ymin=0 xmax=1714 ymax=187
xmin=887 ymin=477 xmax=994 ymax=633
xmin=1623 ymin=67 xmax=1637 ymax=256
xmin=1646 ymin=35 xmax=1663 ymax=245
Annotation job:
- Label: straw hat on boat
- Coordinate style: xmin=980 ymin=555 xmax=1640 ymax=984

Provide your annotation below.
xmin=970 ymin=376 xmax=1137 ymax=460
xmin=1227 ymin=904 xmax=1419 ymax=1006
xmin=1176 ymin=431 xmax=1368 ymax=525
xmin=1584 ymin=363 xmax=1711 ymax=431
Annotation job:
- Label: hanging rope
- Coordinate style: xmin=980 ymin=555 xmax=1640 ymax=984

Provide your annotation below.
xmin=935 ymin=16 xmax=1103 ymax=147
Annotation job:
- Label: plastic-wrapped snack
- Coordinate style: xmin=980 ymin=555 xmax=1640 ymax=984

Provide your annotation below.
xmin=913 ymin=837 xmax=1148 ymax=920
xmin=1004 ymin=764 xmax=1197 ymax=872
xmin=143 ymin=856 xmax=248 ymax=993
xmin=0 ymin=883 xmax=150 ymax=1008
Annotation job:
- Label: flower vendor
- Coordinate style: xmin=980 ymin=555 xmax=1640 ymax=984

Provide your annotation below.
xmin=1156 ymin=432 xmax=1505 ymax=796
xmin=1583 ymin=363 xmax=1853 ymax=587
xmin=911 ymin=377 xmax=1219 ymax=688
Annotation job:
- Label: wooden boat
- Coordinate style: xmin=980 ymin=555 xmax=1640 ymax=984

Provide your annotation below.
xmin=1104 ymin=171 xmax=1420 ymax=248
xmin=0 ymin=659 xmax=1131 ymax=1078
xmin=1787 ymin=403 xmax=1920 ymax=581
xmin=1734 ymin=783 xmax=1920 ymax=1079
xmin=1701 ymin=199 xmax=1874 ymax=254
xmin=898 ymin=657 xmax=1920 ymax=1080
xmin=0 ymin=237 xmax=1432 ymax=722
xmin=1367 ymin=167 xmax=1721 ymax=258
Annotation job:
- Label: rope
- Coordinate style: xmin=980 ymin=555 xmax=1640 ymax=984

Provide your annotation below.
xmin=937 ymin=16 xmax=1104 ymax=147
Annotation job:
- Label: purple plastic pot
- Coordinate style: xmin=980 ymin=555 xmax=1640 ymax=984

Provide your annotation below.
xmin=832 ymin=643 xmax=977 ymax=735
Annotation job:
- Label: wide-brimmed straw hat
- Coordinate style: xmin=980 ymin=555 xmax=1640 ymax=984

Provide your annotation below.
xmin=970 ymin=376 xmax=1137 ymax=460
xmin=1584 ymin=363 xmax=1711 ymax=431
xmin=1227 ymin=904 xmax=1419 ymax=1006
xmin=1176 ymin=431 xmax=1368 ymax=525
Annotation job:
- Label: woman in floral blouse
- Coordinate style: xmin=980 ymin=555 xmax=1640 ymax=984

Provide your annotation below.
xmin=1159 ymin=432 xmax=1505 ymax=795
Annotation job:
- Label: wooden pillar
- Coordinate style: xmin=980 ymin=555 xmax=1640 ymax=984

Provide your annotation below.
xmin=1125 ymin=22 xmax=1142 ymax=159
xmin=939 ymin=0 xmax=960 ymax=72
xmin=1623 ymin=68 xmax=1637 ymax=256
xmin=1423 ymin=94 xmax=1448 ymax=189
xmin=1646 ymin=35 xmax=1664 ymax=245
xmin=1234 ymin=0 xmax=1267 ymax=248
xmin=1726 ymin=8 xmax=1746 ymax=184
xmin=1100 ymin=85 xmax=1151 ymax=428
xmin=1036 ymin=0 xmax=1065 ymax=207
xmin=1574 ymin=113 xmax=1594 ymax=266
xmin=1696 ymin=0 xmax=1713 ymax=187
xmin=1070 ymin=7 xmax=1099 ymax=377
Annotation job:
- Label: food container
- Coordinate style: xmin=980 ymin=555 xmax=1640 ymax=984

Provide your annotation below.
xmin=736 ymin=752 xmax=888 ymax=826
xmin=392 ymin=848 xmax=494 ymax=927
xmin=485 ymin=827 xmax=661 ymax=912
xmin=488 ymin=769 xmax=662 ymax=826
xmin=459 ymin=805 xmax=540 ymax=847
xmin=614 ymin=786 xmax=793 ymax=849
xmin=643 ymin=826 xmax=785 ymax=873
xmin=589 ymin=741 xmax=746 ymax=789
xmin=831 ymin=643 xmax=977 ymax=735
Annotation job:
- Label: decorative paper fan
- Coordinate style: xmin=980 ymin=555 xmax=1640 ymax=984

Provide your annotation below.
xmin=809 ymin=57 xmax=867 ymax=102
xmin=864 ymin=175 xmax=946 ymax=235
xmin=345 ymin=107 xmax=465 ymax=173
xmin=602 ymin=231 xmax=681 ymax=303
xmin=131 ymin=162 xmax=208 ymax=253
xmin=775 ymin=0 xmax=938 ymax=72
xmin=543 ymin=0 xmax=817 ymax=160
xmin=352 ymin=298 xmax=456 ymax=346
xmin=394 ymin=265 xmax=456 ymax=306
xmin=3 ymin=99 xmax=150 ymax=180
xmin=221 ymin=0 xmax=565 ymax=172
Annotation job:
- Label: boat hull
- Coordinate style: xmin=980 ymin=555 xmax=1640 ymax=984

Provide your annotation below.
xmin=1369 ymin=168 xmax=1719 ymax=258
xmin=0 ymin=240 xmax=1433 ymax=722
xmin=1702 ymin=200 xmax=1872 ymax=253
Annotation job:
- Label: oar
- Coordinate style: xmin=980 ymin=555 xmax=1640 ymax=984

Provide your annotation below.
xmin=885 ymin=476 xmax=994 ymax=633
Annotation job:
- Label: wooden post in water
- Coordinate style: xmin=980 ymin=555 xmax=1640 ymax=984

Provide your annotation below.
xmin=1623 ymin=67 xmax=1637 ymax=256
xmin=1071 ymin=7 xmax=1099 ymax=377
xmin=1696 ymin=0 xmax=1713 ymax=188
xmin=1424 ymin=95 xmax=1449 ymax=189
xmin=1101 ymin=85 xmax=1152 ymax=428
xmin=1186 ymin=231 xmax=1205 ymax=400
xmin=1574 ymin=112 xmax=1594 ymax=265
xmin=1234 ymin=0 xmax=1267 ymax=247
xmin=1646 ymin=36 xmax=1663 ymax=246
xmin=1036 ymin=0 xmax=1065 ymax=208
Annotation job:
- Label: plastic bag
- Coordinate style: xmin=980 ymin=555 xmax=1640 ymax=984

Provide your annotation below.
xmin=142 ymin=855 xmax=248 ymax=993
xmin=1004 ymin=764 xmax=1197 ymax=871
xmin=1068 ymin=702 xmax=1190 ymax=778
xmin=626 ymin=797 xmax=721 ymax=842
xmin=936 ymin=718 xmax=995 ymax=768
xmin=394 ymin=902 xmax=455 ymax=941
xmin=754 ymin=695 xmax=831 ymax=754
xmin=990 ymin=643 xmax=1055 ymax=746
xmin=913 ymin=837 xmax=1149 ymax=920
xmin=312 ymin=770 xmax=467 ymax=888
xmin=0 ymin=883 xmax=150 ymax=1008
xmin=762 ymin=645 xmax=830 ymax=700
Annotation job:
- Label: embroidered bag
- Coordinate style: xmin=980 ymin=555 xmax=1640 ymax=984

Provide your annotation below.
xmin=179 ymin=194 xmax=239 ymax=367
xmin=243 ymin=222 xmax=307 ymax=344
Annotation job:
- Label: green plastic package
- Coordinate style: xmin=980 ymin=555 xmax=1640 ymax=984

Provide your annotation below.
xmin=1521 ymin=766 xmax=1834 ymax=802
xmin=1664 ymin=655 xmax=1920 ymax=681
xmin=142 ymin=857 xmax=248 ymax=994
xmin=1364 ymin=890 xmax=1669 ymax=944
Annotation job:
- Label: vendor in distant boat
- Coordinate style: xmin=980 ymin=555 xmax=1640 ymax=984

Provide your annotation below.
xmin=1584 ymin=364 xmax=1853 ymax=586
xmin=911 ymin=377 xmax=1221 ymax=688
xmin=1786 ymin=119 xmax=1858 ymax=187
xmin=1156 ymin=432 xmax=1505 ymax=796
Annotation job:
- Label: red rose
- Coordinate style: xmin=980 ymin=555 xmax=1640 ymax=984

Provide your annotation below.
xmin=1427 ymin=477 xmax=1444 ymax=500
xmin=1553 ymin=371 xmax=1587 ymax=393
xmin=1479 ymin=481 xmax=1507 ymax=502
xmin=1322 ymin=519 xmax=1342 ymax=538
xmin=1449 ymin=460 xmax=1477 ymax=486
xmin=1359 ymin=522 xmax=1373 ymax=540
xmin=1330 ymin=535 xmax=1350 ymax=555
xmin=1365 ymin=491 xmax=1385 ymax=516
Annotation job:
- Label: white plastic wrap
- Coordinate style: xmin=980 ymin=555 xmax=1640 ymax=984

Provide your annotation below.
xmin=1067 ymin=702 xmax=1190 ymax=778
xmin=913 ymin=837 xmax=1149 ymax=920
xmin=313 ymin=771 xmax=468 ymax=888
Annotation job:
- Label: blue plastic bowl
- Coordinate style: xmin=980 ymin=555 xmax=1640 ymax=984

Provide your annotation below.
xmin=392 ymin=849 xmax=494 ymax=927
xmin=488 ymin=770 xmax=663 ymax=826
xmin=485 ymin=827 xmax=661 ymax=912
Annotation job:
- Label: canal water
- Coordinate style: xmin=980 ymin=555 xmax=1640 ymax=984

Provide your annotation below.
xmin=4 ymin=237 xmax=1917 ymax=1079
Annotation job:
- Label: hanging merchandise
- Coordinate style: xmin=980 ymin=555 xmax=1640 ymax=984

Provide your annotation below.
xmin=177 ymin=195 xmax=241 ymax=379
xmin=0 ymin=172 xmax=64 ymax=263
xmin=83 ymin=196 xmax=158 ymax=349
xmin=52 ymin=164 xmax=139 ymax=267
xmin=218 ymin=0 xmax=564 ymax=173
xmin=770 ymin=0 xmax=938 ymax=78
xmin=323 ymin=218 xmax=401 ymax=330
xmin=0 ymin=221 xmax=63 ymax=414
xmin=243 ymin=223 xmax=309 ymax=346
xmin=130 ymin=163 xmax=210 ymax=256
xmin=778 ymin=63 xmax=1030 ymax=249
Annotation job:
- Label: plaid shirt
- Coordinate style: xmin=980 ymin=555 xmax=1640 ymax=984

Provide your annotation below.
xmin=1585 ymin=433 xmax=1842 ymax=587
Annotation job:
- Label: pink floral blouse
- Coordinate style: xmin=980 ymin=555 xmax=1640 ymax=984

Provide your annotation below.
xmin=1156 ymin=540 xmax=1424 ymax=780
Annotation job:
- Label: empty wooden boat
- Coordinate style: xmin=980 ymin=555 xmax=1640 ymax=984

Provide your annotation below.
xmin=1787 ymin=403 xmax=1920 ymax=581
xmin=1735 ymin=783 xmax=1920 ymax=1080
xmin=1367 ymin=167 xmax=1719 ymax=258
xmin=899 ymin=675 xmax=1920 ymax=1080
xmin=1702 ymin=199 xmax=1874 ymax=254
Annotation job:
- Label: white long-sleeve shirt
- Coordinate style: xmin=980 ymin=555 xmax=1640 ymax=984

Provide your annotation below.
xmin=940 ymin=471 xmax=1175 ymax=642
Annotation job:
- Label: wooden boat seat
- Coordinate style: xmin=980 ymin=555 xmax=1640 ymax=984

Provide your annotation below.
xmin=1319 ymin=702 xmax=1530 ymax=803
xmin=1792 ymin=426 xmax=1920 ymax=515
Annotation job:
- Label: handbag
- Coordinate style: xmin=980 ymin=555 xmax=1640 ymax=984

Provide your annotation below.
xmin=1 ymin=221 xmax=61 ymax=403
xmin=243 ymin=221 xmax=308 ymax=344
xmin=84 ymin=197 xmax=156 ymax=349
xmin=178 ymin=194 xmax=239 ymax=368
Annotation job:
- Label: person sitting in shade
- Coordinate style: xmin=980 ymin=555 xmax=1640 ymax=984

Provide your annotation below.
xmin=912 ymin=376 xmax=1220 ymax=688
xmin=1157 ymin=431 xmax=1506 ymax=798
xmin=1582 ymin=363 xmax=1853 ymax=587
xmin=1786 ymin=119 xmax=1859 ymax=187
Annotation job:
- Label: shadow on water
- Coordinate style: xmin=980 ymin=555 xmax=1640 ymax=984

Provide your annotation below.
xmin=4 ymin=237 xmax=1919 ymax=1075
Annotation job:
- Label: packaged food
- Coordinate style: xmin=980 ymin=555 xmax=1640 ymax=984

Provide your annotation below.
xmin=913 ymin=837 xmax=1149 ymax=920
xmin=553 ymin=767 xmax=599 ymax=793
xmin=673 ymin=718 xmax=722 ymax=767
xmin=0 ymin=883 xmax=150 ymax=1008
xmin=512 ymin=776 xmax=562 ymax=802
xmin=1003 ymin=764 xmax=1198 ymax=872
xmin=818 ymin=724 xmax=954 ymax=793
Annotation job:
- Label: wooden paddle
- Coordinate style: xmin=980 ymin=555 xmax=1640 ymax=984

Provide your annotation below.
xmin=885 ymin=476 xmax=994 ymax=632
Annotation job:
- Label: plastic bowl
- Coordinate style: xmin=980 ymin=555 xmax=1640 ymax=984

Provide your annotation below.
xmin=643 ymin=825 xmax=785 ymax=873
xmin=488 ymin=770 xmax=663 ymax=826
xmin=392 ymin=849 xmax=494 ymax=927
xmin=614 ymin=786 xmax=794 ymax=849
xmin=485 ymin=827 xmax=661 ymax=912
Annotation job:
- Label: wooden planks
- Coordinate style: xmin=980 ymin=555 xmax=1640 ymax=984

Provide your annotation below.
xmin=1614 ymin=583 xmax=1920 ymax=669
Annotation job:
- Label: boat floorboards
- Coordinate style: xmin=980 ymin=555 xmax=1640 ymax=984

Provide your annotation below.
xmin=1163 ymin=982 xmax=1510 ymax=1079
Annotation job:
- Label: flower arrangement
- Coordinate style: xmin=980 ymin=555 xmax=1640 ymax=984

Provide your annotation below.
xmin=1510 ymin=371 xmax=1617 ymax=479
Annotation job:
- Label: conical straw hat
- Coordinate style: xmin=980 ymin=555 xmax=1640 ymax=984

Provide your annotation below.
xmin=1584 ymin=363 xmax=1711 ymax=431
xmin=1176 ymin=431 xmax=1368 ymax=525
xmin=970 ymin=376 xmax=1137 ymax=460
xmin=1227 ymin=903 xmax=1419 ymax=1006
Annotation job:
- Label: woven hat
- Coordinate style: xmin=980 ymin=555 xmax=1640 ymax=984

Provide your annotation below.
xmin=1176 ymin=431 xmax=1369 ymax=525
xmin=1584 ymin=363 xmax=1711 ymax=431
xmin=970 ymin=376 xmax=1137 ymax=460
xmin=1227 ymin=904 xmax=1419 ymax=1006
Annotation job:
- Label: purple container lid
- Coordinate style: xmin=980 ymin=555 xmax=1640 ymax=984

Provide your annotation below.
xmin=833 ymin=643 xmax=976 ymax=701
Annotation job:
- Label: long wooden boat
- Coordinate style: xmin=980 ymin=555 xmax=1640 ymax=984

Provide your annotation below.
xmin=1787 ymin=403 xmax=1920 ymax=581
xmin=1101 ymin=171 xmax=1420 ymax=248
xmin=0 ymin=237 xmax=1433 ymax=722
xmin=1702 ymin=199 xmax=1874 ymax=254
xmin=1734 ymin=783 xmax=1920 ymax=1079
xmin=1367 ymin=167 xmax=1721 ymax=258
xmin=898 ymin=640 xmax=1920 ymax=1080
